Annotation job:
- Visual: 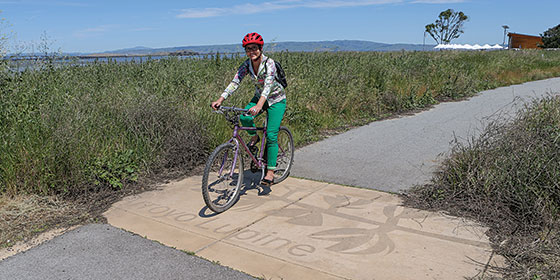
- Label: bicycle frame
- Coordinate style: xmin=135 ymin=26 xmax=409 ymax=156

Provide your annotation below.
xmin=226 ymin=110 xmax=268 ymax=175
xmin=204 ymin=106 xmax=293 ymax=212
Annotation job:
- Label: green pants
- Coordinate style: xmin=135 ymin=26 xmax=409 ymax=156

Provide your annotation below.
xmin=240 ymin=97 xmax=286 ymax=170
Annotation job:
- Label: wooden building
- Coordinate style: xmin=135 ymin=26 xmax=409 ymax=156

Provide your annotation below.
xmin=508 ymin=33 xmax=543 ymax=49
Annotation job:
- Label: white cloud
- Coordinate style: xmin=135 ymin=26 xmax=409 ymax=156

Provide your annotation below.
xmin=411 ymin=0 xmax=465 ymax=3
xmin=73 ymin=25 xmax=116 ymax=38
xmin=45 ymin=1 xmax=91 ymax=7
xmin=177 ymin=2 xmax=291 ymax=18
xmin=130 ymin=27 xmax=157 ymax=32
xmin=177 ymin=0 xmax=405 ymax=18
xmin=303 ymin=0 xmax=404 ymax=8
xmin=177 ymin=8 xmax=227 ymax=19
xmin=0 ymin=1 xmax=91 ymax=6
xmin=176 ymin=0 xmax=466 ymax=18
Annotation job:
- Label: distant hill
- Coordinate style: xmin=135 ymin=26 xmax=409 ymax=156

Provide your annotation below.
xmin=5 ymin=40 xmax=436 ymax=58
xmin=113 ymin=46 xmax=153 ymax=52
xmin=91 ymin=40 xmax=434 ymax=56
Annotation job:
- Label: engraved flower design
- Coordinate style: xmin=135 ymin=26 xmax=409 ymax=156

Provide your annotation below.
xmin=267 ymin=194 xmax=377 ymax=226
xmin=309 ymin=205 xmax=430 ymax=255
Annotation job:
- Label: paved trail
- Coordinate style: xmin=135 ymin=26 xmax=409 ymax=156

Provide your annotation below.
xmin=2 ymin=78 xmax=560 ymax=279
xmin=293 ymin=77 xmax=560 ymax=193
xmin=0 ymin=224 xmax=255 ymax=280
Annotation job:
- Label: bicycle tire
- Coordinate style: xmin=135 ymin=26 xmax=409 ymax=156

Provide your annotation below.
xmin=201 ymin=143 xmax=244 ymax=213
xmin=273 ymin=126 xmax=294 ymax=184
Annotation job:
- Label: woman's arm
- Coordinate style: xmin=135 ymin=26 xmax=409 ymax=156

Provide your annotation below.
xmin=212 ymin=61 xmax=248 ymax=110
xmin=221 ymin=61 xmax=249 ymax=100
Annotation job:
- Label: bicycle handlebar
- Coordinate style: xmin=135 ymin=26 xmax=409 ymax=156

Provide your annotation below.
xmin=218 ymin=106 xmax=249 ymax=113
xmin=214 ymin=106 xmax=262 ymax=116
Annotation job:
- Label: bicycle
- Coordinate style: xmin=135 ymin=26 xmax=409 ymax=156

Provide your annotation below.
xmin=202 ymin=106 xmax=294 ymax=213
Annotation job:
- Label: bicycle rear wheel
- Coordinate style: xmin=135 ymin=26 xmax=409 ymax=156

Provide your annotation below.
xmin=273 ymin=126 xmax=294 ymax=183
xmin=202 ymin=143 xmax=244 ymax=213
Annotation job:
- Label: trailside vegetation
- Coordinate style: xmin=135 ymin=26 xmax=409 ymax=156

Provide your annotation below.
xmin=405 ymin=96 xmax=560 ymax=279
xmin=1 ymin=50 xmax=560 ymax=264
xmin=2 ymin=50 xmax=560 ymax=198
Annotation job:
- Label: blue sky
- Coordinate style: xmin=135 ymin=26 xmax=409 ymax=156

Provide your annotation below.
xmin=1 ymin=0 xmax=559 ymax=53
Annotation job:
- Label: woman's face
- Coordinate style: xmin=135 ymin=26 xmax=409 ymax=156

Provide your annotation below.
xmin=245 ymin=44 xmax=262 ymax=60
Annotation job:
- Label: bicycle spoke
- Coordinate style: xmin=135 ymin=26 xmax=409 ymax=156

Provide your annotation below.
xmin=202 ymin=143 xmax=244 ymax=213
xmin=272 ymin=127 xmax=294 ymax=184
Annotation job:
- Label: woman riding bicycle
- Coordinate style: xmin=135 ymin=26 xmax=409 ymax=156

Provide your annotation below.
xmin=211 ymin=32 xmax=287 ymax=187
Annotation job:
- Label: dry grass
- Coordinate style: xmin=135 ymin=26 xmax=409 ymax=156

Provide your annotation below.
xmin=0 ymin=164 xmax=202 ymax=252
xmin=404 ymin=96 xmax=560 ymax=279
xmin=0 ymin=194 xmax=86 ymax=248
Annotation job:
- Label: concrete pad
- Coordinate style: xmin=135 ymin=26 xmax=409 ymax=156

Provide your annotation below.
xmin=104 ymin=176 xmax=502 ymax=280
xmin=106 ymin=175 xmax=329 ymax=241
xmin=197 ymin=241 xmax=344 ymax=280
xmin=104 ymin=207 xmax=216 ymax=252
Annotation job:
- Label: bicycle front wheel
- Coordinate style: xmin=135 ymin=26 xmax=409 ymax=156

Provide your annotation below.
xmin=202 ymin=143 xmax=244 ymax=213
xmin=273 ymin=126 xmax=294 ymax=184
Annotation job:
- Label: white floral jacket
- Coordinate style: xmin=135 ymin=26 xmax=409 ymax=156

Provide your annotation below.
xmin=221 ymin=54 xmax=286 ymax=105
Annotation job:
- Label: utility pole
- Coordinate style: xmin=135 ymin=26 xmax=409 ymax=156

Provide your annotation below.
xmin=423 ymin=31 xmax=426 ymax=51
xmin=502 ymin=25 xmax=510 ymax=47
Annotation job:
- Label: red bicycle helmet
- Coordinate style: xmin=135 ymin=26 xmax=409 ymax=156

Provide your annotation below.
xmin=242 ymin=32 xmax=264 ymax=47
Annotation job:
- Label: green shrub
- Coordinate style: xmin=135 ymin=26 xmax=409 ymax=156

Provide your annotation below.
xmin=87 ymin=149 xmax=138 ymax=190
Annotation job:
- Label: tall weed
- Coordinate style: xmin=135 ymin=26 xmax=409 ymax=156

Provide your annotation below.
xmin=1 ymin=50 xmax=560 ymax=196
xmin=405 ymin=96 xmax=560 ymax=279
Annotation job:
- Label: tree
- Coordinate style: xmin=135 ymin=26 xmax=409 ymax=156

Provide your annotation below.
xmin=425 ymin=9 xmax=468 ymax=44
xmin=540 ymin=24 xmax=560 ymax=49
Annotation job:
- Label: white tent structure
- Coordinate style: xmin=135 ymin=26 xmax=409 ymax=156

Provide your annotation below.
xmin=434 ymin=44 xmax=504 ymax=50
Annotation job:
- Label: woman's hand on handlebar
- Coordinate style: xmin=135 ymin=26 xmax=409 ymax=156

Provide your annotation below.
xmin=211 ymin=97 xmax=225 ymax=110
xmin=248 ymin=104 xmax=262 ymax=116
xmin=249 ymin=96 xmax=267 ymax=116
